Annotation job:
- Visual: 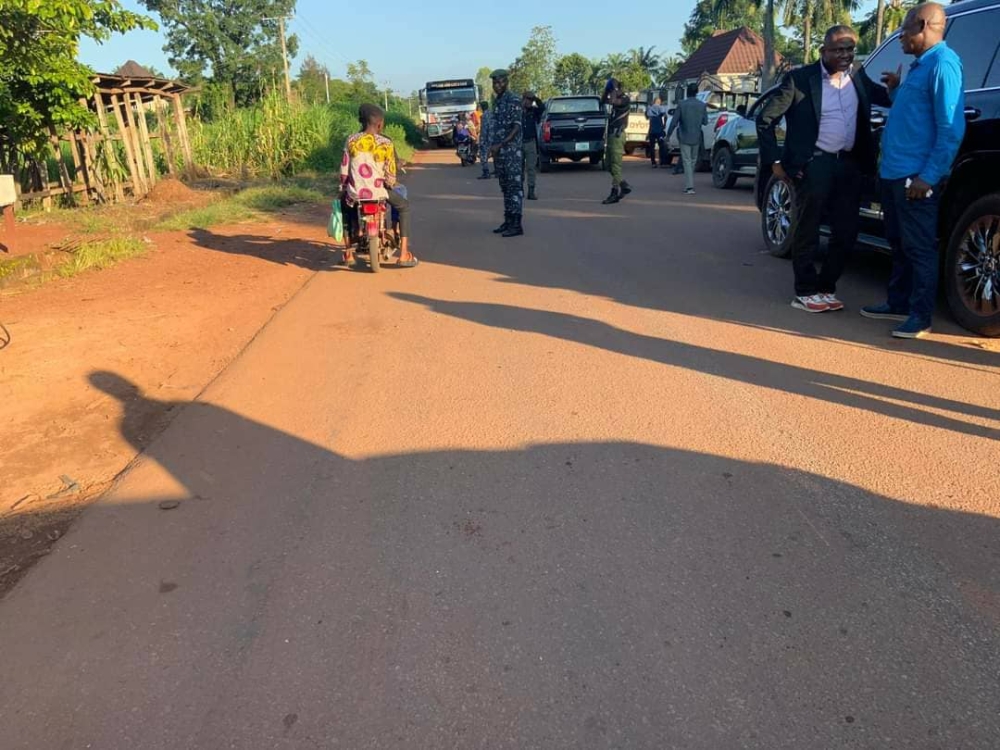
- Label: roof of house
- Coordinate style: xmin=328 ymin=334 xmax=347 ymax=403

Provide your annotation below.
xmin=114 ymin=60 xmax=157 ymax=79
xmin=669 ymin=27 xmax=781 ymax=83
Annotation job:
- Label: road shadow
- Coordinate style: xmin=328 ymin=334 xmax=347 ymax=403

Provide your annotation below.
xmin=2 ymin=370 xmax=1000 ymax=748
xmin=188 ymin=227 xmax=346 ymax=271
xmin=413 ymin=160 xmax=999 ymax=369
xmin=391 ymin=293 xmax=999 ymax=441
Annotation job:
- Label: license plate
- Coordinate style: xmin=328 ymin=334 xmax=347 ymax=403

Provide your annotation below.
xmin=575 ymin=142 xmax=589 ymax=152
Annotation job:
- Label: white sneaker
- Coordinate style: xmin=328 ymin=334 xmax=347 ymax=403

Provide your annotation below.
xmin=821 ymin=294 xmax=844 ymax=311
xmin=791 ymin=294 xmax=831 ymax=313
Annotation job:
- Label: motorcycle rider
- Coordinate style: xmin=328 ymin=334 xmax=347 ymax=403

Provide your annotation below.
xmin=340 ymin=103 xmax=418 ymax=268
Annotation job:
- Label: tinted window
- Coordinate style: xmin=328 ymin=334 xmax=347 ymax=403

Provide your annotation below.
xmin=548 ymin=98 xmax=601 ymax=115
xmin=863 ymin=33 xmax=911 ymax=88
xmin=944 ymin=9 xmax=1000 ymax=90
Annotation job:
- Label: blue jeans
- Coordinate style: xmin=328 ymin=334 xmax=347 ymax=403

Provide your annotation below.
xmin=881 ymin=177 xmax=940 ymax=325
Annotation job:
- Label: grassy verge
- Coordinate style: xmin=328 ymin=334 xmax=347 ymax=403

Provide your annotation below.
xmin=56 ymin=237 xmax=148 ymax=278
xmin=155 ymin=184 xmax=325 ymax=231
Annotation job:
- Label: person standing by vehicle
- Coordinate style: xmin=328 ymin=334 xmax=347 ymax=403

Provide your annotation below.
xmin=667 ymin=84 xmax=707 ymax=195
xmin=601 ymin=78 xmax=632 ymax=205
xmin=478 ymin=101 xmax=492 ymax=180
xmin=522 ymin=91 xmax=544 ymax=201
xmin=757 ymin=24 xmax=891 ymax=313
xmin=861 ymin=2 xmax=965 ymax=339
xmin=488 ymin=69 xmax=525 ymax=237
xmin=645 ymin=96 xmax=667 ymax=168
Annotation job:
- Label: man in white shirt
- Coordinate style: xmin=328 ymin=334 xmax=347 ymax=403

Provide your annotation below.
xmin=757 ymin=25 xmax=891 ymax=314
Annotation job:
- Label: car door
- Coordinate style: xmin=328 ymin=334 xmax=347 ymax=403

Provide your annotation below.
xmin=940 ymin=5 xmax=1000 ymax=157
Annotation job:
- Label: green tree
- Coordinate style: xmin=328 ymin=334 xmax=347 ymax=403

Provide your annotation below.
xmin=0 ymin=0 xmax=155 ymax=163
xmin=475 ymin=66 xmax=492 ymax=101
xmin=137 ymin=0 xmax=298 ymax=106
xmin=554 ymin=53 xmax=597 ymax=95
xmin=346 ymin=59 xmax=378 ymax=101
xmin=857 ymin=0 xmax=917 ymax=51
xmin=598 ymin=54 xmax=648 ymax=93
xmin=296 ymin=54 xmax=329 ymax=104
xmin=508 ymin=25 xmax=558 ymax=97
xmin=782 ymin=0 xmax=860 ymax=63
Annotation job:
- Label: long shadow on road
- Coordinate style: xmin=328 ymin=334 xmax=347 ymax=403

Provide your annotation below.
xmin=391 ymin=293 xmax=999 ymax=441
xmin=413 ymin=162 xmax=1000 ymax=370
xmin=2 ymin=371 xmax=1000 ymax=748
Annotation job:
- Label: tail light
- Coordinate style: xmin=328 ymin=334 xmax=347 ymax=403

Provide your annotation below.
xmin=361 ymin=203 xmax=380 ymax=215
xmin=542 ymin=121 xmax=551 ymax=143
xmin=428 ymin=114 xmax=438 ymax=124
xmin=714 ymin=114 xmax=729 ymax=132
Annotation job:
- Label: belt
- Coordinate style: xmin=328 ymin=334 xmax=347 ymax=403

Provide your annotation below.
xmin=814 ymin=148 xmax=854 ymax=160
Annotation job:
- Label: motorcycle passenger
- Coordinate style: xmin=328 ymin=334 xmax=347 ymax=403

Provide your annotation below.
xmin=340 ymin=103 xmax=417 ymax=268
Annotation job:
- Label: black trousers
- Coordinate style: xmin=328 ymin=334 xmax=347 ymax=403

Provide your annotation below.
xmin=790 ymin=153 xmax=862 ymax=297
xmin=647 ymin=133 xmax=666 ymax=165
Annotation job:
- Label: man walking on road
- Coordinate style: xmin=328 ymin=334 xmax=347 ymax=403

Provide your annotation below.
xmin=860 ymin=2 xmax=965 ymax=339
xmin=667 ymin=84 xmax=707 ymax=195
xmin=477 ymin=101 xmax=492 ymax=180
xmin=522 ymin=92 xmax=544 ymax=200
xmin=601 ymin=78 xmax=632 ymax=205
xmin=757 ymin=25 xmax=891 ymax=314
xmin=488 ymin=69 xmax=524 ymax=238
xmin=645 ymin=96 xmax=668 ymax=168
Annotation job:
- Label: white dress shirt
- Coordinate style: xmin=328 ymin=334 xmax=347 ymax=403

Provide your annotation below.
xmin=815 ymin=64 xmax=858 ymax=154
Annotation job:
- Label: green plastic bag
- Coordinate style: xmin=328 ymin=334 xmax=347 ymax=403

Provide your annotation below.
xmin=327 ymin=198 xmax=344 ymax=244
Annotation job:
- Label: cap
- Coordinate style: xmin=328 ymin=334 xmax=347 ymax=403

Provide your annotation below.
xmin=489 ymin=69 xmax=509 ymax=80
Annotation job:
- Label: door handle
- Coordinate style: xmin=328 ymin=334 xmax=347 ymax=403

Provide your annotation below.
xmin=870 ymin=110 xmax=886 ymax=127
xmin=964 ymin=106 xmax=981 ymax=121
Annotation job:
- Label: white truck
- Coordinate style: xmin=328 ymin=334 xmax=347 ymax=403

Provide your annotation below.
xmin=419 ymin=79 xmax=481 ymax=147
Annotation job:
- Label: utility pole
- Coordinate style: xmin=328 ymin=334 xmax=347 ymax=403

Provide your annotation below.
xmin=324 ymin=72 xmax=330 ymax=104
xmin=264 ymin=15 xmax=293 ymax=101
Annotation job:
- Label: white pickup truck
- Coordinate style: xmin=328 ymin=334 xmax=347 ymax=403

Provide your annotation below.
xmin=666 ymin=90 xmax=754 ymax=171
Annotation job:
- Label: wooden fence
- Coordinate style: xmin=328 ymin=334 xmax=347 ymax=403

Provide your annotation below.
xmin=7 ymin=72 xmax=194 ymax=209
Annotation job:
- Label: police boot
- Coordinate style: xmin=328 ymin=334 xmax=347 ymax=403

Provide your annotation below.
xmin=493 ymin=213 xmax=511 ymax=234
xmin=527 ymin=187 xmax=537 ymax=200
xmin=502 ymin=214 xmax=524 ymax=237
xmin=602 ymin=187 xmax=620 ymax=205
xmin=619 ymin=181 xmax=633 ymax=198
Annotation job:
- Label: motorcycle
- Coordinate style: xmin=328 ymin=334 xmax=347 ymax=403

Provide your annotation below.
xmin=347 ymin=185 xmax=405 ymax=273
xmin=456 ymin=139 xmax=477 ymax=167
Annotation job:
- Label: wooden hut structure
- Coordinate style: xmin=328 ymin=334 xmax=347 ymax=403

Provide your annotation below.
xmin=9 ymin=61 xmax=194 ymax=209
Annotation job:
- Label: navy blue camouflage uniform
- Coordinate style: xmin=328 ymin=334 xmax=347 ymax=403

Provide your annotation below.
xmin=491 ymin=89 xmax=524 ymax=217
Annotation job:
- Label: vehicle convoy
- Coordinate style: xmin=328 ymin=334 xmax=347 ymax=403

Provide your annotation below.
xmin=419 ymin=79 xmax=480 ymax=147
xmin=756 ymin=0 xmax=1000 ymax=336
xmin=537 ymin=95 xmax=608 ymax=172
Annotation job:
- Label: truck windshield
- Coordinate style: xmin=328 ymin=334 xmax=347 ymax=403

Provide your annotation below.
xmin=548 ymin=98 xmax=601 ymax=115
xmin=426 ymin=88 xmax=477 ymax=106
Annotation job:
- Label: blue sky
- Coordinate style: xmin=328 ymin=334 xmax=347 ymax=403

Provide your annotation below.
xmin=78 ymin=0 xmax=881 ymax=94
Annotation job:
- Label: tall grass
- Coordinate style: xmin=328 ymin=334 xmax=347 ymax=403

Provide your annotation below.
xmin=189 ymin=92 xmax=422 ymax=180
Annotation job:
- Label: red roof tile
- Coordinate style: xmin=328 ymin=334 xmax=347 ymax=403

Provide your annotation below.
xmin=669 ymin=27 xmax=782 ymax=83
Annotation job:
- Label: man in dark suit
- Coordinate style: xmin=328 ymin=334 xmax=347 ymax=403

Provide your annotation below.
xmin=757 ymin=25 xmax=892 ymax=314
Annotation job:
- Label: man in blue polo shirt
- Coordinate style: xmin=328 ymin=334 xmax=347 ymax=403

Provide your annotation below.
xmin=861 ymin=2 xmax=965 ymax=339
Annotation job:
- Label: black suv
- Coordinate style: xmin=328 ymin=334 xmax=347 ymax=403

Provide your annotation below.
xmin=537 ymin=96 xmax=608 ymax=171
xmin=758 ymin=0 xmax=1000 ymax=337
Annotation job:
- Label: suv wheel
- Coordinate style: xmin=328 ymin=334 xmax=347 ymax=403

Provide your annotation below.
xmin=712 ymin=147 xmax=737 ymax=189
xmin=761 ymin=174 xmax=797 ymax=258
xmin=944 ymin=193 xmax=1000 ymax=337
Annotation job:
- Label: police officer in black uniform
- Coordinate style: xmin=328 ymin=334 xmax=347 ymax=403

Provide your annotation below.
xmin=488 ymin=69 xmax=524 ymax=238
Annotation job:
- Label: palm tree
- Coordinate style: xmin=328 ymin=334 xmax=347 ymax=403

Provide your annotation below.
xmin=876 ymin=0 xmax=886 ymax=45
xmin=630 ymin=46 xmax=661 ymax=84
xmin=858 ymin=0 xmax=917 ymax=50
xmin=783 ymin=0 xmax=861 ymax=64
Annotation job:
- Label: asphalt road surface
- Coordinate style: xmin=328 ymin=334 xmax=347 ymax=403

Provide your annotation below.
xmin=2 ymin=152 xmax=1000 ymax=749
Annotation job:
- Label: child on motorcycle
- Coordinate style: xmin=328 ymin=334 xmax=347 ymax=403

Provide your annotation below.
xmin=340 ymin=103 xmax=417 ymax=268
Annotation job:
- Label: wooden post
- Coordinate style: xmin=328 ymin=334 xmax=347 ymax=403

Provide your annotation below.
xmin=120 ymin=92 xmax=149 ymax=196
xmin=62 ymin=129 xmax=90 ymax=206
xmin=110 ymin=93 xmax=144 ymax=196
xmin=48 ymin=131 xmax=76 ymax=207
xmin=153 ymin=94 xmax=177 ymax=176
xmin=171 ymin=93 xmax=194 ymax=174
xmin=94 ymin=90 xmax=124 ymax=202
xmin=132 ymin=91 xmax=158 ymax=186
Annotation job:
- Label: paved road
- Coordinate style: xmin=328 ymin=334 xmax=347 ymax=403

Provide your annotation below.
xmin=3 ymin=152 xmax=1000 ymax=749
